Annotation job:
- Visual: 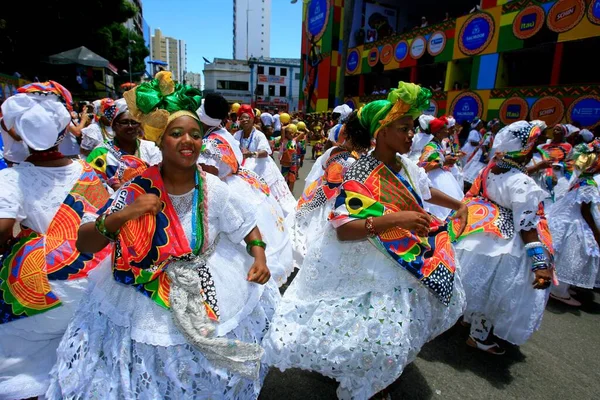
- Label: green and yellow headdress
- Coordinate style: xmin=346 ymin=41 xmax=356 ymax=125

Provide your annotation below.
xmin=124 ymin=71 xmax=202 ymax=144
xmin=358 ymin=81 xmax=431 ymax=138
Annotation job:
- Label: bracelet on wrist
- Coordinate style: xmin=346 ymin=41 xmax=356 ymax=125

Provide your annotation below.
xmin=525 ymin=241 xmax=550 ymax=272
xmin=246 ymin=239 xmax=267 ymax=256
xmin=365 ymin=216 xmax=377 ymax=237
xmin=95 ymin=214 xmax=120 ymax=242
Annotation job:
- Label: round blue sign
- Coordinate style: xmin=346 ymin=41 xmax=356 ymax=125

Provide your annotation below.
xmin=307 ymin=0 xmax=330 ymax=40
xmin=394 ymin=41 xmax=408 ymax=62
xmin=459 ymin=14 xmax=494 ymax=55
xmin=347 ymin=49 xmax=360 ymax=73
xmin=569 ymin=96 xmax=600 ymax=129
xmin=591 ymin=0 xmax=600 ymax=23
xmin=452 ymin=94 xmax=482 ymax=123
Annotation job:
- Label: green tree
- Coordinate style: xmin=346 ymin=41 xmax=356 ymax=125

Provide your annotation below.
xmin=0 ymin=0 xmax=147 ymax=80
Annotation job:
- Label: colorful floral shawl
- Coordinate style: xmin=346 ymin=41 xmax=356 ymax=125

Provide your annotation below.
xmin=419 ymin=140 xmax=449 ymax=171
xmin=96 ymin=165 xmax=222 ymax=320
xmin=329 ymin=154 xmax=456 ymax=305
xmin=0 ymin=161 xmax=110 ymax=323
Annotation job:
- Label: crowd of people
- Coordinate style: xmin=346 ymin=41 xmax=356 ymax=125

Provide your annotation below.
xmin=0 ymin=73 xmax=598 ymax=400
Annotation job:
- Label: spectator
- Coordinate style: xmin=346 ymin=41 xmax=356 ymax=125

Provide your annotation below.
xmin=420 ymin=16 xmax=428 ymax=28
xmin=444 ymin=12 xmax=450 ymax=21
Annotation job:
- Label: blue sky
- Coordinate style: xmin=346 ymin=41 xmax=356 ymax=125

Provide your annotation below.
xmin=143 ymin=0 xmax=303 ymax=73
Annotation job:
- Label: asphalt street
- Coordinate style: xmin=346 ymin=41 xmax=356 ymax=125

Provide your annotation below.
xmin=260 ymin=149 xmax=600 ymax=400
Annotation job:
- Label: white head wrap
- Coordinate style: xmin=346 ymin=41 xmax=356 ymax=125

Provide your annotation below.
xmin=260 ymin=112 xmax=274 ymax=127
xmin=1 ymin=93 xmax=71 ymax=151
xmin=113 ymin=98 xmax=129 ymax=121
xmin=446 ymin=116 xmax=456 ymax=128
xmin=491 ymin=120 xmax=533 ymax=155
xmin=530 ymin=120 xmax=547 ymax=131
xmin=196 ymin=100 xmax=223 ymax=127
xmin=564 ymin=124 xmax=581 ymax=138
xmin=418 ymin=114 xmax=435 ymax=132
xmin=333 ymin=104 xmax=353 ymax=122
xmin=580 ymin=129 xmax=594 ymax=143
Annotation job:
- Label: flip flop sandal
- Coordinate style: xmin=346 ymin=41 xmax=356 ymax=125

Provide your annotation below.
xmin=466 ymin=336 xmax=506 ymax=355
xmin=550 ymin=293 xmax=581 ymax=307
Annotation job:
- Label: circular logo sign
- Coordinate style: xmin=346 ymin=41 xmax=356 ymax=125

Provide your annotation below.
xmin=567 ymin=95 xmax=600 ymax=129
xmin=547 ymin=0 xmax=585 ymax=33
xmin=410 ymin=36 xmax=426 ymax=59
xmin=499 ymin=97 xmax=530 ymax=125
xmin=588 ymin=0 xmax=600 ymax=25
xmin=394 ymin=40 xmax=409 ymax=62
xmin=451 ymin=92 xmax=483 ymax=123
xmin=530 ymin=96 xmax=565 ymax=127
xmin=367 ymin=47 xmax=380 ymax=67
xmin=380 ymin=44 xmax=394 ymax=65
xmin=459 ymin=13 xmax=495 ymax=56
xmin=306 ymin=0 xmax=331 ymax=40
xmin=423 ymin=99 xmax=439 ymax=117
xmin=513 ymin=5 xmax=545 ymax=39
xmin=427 ymin=31 xmax=447 ymax=56
xmin=346 ymin=48 xmax=360 ymax=73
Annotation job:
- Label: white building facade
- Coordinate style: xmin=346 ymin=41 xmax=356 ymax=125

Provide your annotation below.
xmin=203 ymin=58 xmax=252 ymax=104
xmin=233 ymin=0 xmax=271 ymax=60
xmin=249 ymin=58 xmax=301 ymax=112
xmin=185 ymin=72 xmax=202 ymax=90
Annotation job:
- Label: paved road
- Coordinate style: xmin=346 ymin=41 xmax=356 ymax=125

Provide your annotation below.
xmin=261 ymin=151 xmax=600 ymax=400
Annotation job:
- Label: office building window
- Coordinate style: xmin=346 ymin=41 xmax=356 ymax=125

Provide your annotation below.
xmin=295 ymin=72 xmax=301 ymax=80
xmin=268 ymin=67 xmax=276 ymax=75
xmin=280 ymin=68 xmax=287 ymax=76
xmin=268 ymin=85 xmax=275 ymax=96
xmin=256 ymin=84 xmax=264 ymax=96
xmin=217 ymin=80 xmax=249 ymax=91
xmin=257 ymin=66 xmax=264 ymax=74
xmin=280 ymin=86 xmax=287 ymax=97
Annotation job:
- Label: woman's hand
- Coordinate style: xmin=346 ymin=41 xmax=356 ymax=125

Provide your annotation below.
xmin=120 ymin=194 xmax=162 ymax=222
xmin=453 ymin=204 xmax=469 ymax=237
xmin=532 ymin=268 xmax=552 ymax=290
xmin=393 ymin=211 xmax=431 ymax=236
xmin=247 ymin=259 xmax=270 ymax=284
xmin=444 ymin=156 xmax=458 ymax=166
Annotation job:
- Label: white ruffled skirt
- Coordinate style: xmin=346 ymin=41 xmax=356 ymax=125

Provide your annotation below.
xmin=263 ymin=226 xmax=466 ymax=400
xmin=548 ymin=188 xmax=600 ymax=288
xmin=0 ymin=279 xmax=90 ymax=400
xmin=455 ymin=234 xmax=550 ymax=345
xmin=242 ymin=157 xmax=296 ymax=216
xmin=46 ymin=239 xmax=281 ymax=400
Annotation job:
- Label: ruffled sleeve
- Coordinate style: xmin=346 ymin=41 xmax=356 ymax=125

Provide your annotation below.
xmin=254 ymin=131 xmax=272 ymax=154
xmin=0 ymin=169 xmax=25 ymax=221
xmin=575 ymin=185 xmax=600 ymax=205
xmin=209 ymin=174 xmax=257 ymax=243
xmin=141 ymin=140 xmax=163 ymax=166
xmin=401 ymin=155 xmax=432 ymax=201
xmin=509 ymin=175 xmax=547 ymax=232
xmin=80 ymin=124 xmax=104 ymax=151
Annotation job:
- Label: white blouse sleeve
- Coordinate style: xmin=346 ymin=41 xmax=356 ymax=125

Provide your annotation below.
xmin=509 ymin=175 xmax=547 ymax=232
xmin=467 ymin=130 xmax=481 ymax=143
xmin=210 ymin=175 xmax=257 ymax=243
xmin=81 ymin=124 xmax=103 ymax=151
xmin=145 ymin=142 xmax=163 ymax=166
xmin=254 ymin=131 xmax=272 ymax=155
xmin=0 ymin=170 xmax=25 ymax=221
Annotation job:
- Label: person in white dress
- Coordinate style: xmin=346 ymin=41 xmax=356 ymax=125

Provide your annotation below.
xmin=47 ymin=72 xmax=279 ymax=400
xmin=79 ymin=98 xmax=116 ymax=156
xmin=453 ymin=121 xmax=554 ymax=355
xmin=197 ymin=93 xmax=294 ymax=287
xmin=548 ymin=141 xmax=600 ymax=306
xmin=462 ymin=118 xmax=500 ymax=184
xmin=291 ymin=110 xmax=371 ymax=269
xmin=234 ymin=105 xmax=296 ymax=216
xmin=418 ymin=115 xmax=464 ymax=220
xmin=460 ymin=117 xmax=484 ymax=165
xmin=264 ymin=82 xmax=467 ymax=400
xmin=86 ymin=98 xmax=162 ymax=192
xmin=0 ymin=81 xmax=110 ymax=399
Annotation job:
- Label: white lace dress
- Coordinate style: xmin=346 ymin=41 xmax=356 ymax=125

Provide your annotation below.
xmin=462 ymin=133 xmax=491 ymax=184
xmin=455 ymin=169 xmax=550 ymax=345
xmin=263 ymin=156 xmax=466 ymax=400
xmin=234 ymin=129 xmax=296 ymax=216
xmin=548 ymin=184 xmax=600 ymax=288
xmin=46 ymin=173 xmax=281 ymax=400
xmin=0 ymin=161 xmax=98 ymax=399
xmin=81 ymin=123 xmax=113 ymax=152
xmin=200 ymin=128 xmax=294 ymax=286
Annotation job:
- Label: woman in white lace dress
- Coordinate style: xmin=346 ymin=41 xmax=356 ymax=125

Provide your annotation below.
xmin=234 ymin=105 xmax=296 ymax=216
xmin=197 ymin=93 xmax=294 ymax=286
xmin=453 ymin=121 xmax=554 ymax=355
xmin=264 ymin=82 xmax=467 ymax=400
xmin=47 ymin=72 xmax=279 ymax=400
xmin=548 ymin=142 xmax=600 ymax=306
xmin=0 ymin=81 xmax=110 ymax=399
